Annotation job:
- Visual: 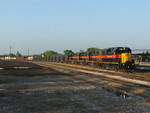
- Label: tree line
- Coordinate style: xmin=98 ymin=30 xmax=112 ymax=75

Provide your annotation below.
xmin=4 ymin=51 xmax=22 ymax=57
xmin=1 ymin=47 xmax=99 ymax=57
xmin=40 ymin=47 xmax=99 ymax=57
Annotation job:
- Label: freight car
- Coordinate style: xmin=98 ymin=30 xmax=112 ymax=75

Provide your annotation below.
xmin=34 ymin=47 xmax=135 ymax=72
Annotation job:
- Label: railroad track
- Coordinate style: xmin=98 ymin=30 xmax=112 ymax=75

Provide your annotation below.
xmin=31 ymin=61 xmax=150 ymax=87
xmin=30 ymin=61 xmax=150 ymax=101
xmin=32 ymin=61 xmax=150 ymax=81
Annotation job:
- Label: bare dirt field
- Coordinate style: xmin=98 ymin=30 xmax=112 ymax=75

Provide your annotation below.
xmin=0 ymin=60 xmax=62 ymax=76
xmin=0 ymin=60 xmax=150 ymax=113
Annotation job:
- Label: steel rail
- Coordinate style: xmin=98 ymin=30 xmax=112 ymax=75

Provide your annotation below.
xmin=42 ymin=63 xmax=150 ymax=87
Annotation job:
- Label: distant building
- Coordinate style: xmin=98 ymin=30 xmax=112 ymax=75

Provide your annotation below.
xmin=133 ymin=53 xmax=150 ymax=62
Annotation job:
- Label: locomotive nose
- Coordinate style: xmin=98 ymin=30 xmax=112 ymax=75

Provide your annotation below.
xmin=121 ymin=53 xmax=132 ymax=64
xmin=125 ymin=61 xmax=132 ymax=69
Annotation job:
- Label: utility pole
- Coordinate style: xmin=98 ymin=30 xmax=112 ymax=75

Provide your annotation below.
xmin=10 ymin=46 xmax=11 ymax=54
xmin=28 ymin=48 xmax=29 ymax=56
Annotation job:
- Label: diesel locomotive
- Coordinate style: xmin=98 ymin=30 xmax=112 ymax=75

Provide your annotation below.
xmin=35 ymin=47 xmax=135 ymax=71
xmin=69 ymin=47 xmax=135 ymax=71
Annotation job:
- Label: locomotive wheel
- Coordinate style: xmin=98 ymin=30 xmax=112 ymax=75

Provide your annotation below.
xmin=72 ymin=61 xmax=75 ymax=64
xmin=99 ymin=64 xmax=102 ymax=69
xmin=87 ymin=62 xmax=89 ymax=66
xmin=113 ymin=65 xmax=119 ymax=71
xmin=95 ymin=63 xmax=99 ymax=67
xmin=120 ymin=67 xmax=125 ymax=72
xmin=75 ymin=61 xmax=77 ymax=64
xmin=81 ymin=62 xmax=85 ymax=65
xmin=130 ymin=68 xmax=134 ymax=73
xmin=89 ymin=62 xmax=92 ymax=66
xmin=102 ymin=64 xmax=105 ymax=69
xmin=88 ymin=62 xmax=91 ymax=67
xmin=90 ymin=62 xmax=94 ymax=67
xmin=113 ymin=65 xmax=115 ymax=70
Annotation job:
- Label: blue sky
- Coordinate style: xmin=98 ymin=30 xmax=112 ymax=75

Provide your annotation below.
xmin=0 ymin=0 xmax=150 ymax=55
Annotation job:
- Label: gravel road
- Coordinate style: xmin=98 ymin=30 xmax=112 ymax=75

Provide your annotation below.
xmin=0 ymin=61 xmax=150 ymax=113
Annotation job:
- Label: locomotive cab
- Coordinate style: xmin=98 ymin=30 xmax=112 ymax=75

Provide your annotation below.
xmin=115 ymin=47 xmax=135 ymax=70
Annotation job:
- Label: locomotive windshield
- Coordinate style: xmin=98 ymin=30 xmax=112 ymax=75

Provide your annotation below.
xmin=113 ymin=47 xmax=131 ymax=54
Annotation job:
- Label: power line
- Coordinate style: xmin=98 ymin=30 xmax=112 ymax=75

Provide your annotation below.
xmin=132 ymin=49 xmax=150 ymax=52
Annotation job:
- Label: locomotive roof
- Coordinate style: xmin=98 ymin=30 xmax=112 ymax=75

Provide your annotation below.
xmin=70 ymin=47 xmax=131 ymax=56
xmin=102 ymin=47 xmax=131 ymax=52
xmin=113 ymin=47 xmax=131 ymax=52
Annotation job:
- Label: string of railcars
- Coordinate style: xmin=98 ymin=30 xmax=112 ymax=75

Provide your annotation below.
xmin=34 ymin=47 xmax=135 ymax=72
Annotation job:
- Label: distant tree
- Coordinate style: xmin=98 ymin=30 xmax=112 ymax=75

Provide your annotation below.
xmin=39 ymin=54 xmax=43 ymax=57
xmin=23 ymin=55 xmax=31 ymax=57
xmin=16 ymin=51 xmax=22 ymax=57
xmin=63 ymin=50 xmax=74 ymax=56
xmin=9 ymin=53 xmax=16 ymax=57
xmin=4 ymin=54 xmax=8 ymax=57
xmin=86 ymin=47 xmax=99 ymax=52
xmin=33 ymin=54 xmax=39 ymax=57
xmin=42 ymin=50 xmax=58 ymax=57
xmin=80 ymin=49 xmax=84 ymax=53
xmin=146 ymin=51 xmax=149 ymax=54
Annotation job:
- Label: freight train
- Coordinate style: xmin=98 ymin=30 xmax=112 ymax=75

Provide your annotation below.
xmin=34 ymin=47 xmax=135 ymax=71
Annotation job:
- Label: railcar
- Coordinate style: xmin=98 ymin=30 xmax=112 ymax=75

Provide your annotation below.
xmin=60 ymin=56 xmax=69 ymax=63
xmin=52 ymin=56 xmax=57 ymax=62
xmin=56 ymin=55 xmax=60 ymax=62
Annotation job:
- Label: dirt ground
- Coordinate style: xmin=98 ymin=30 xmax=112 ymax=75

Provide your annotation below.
xmin=0 ymin=60 xmax=62 ymax=76
xmin=0 ymin=60 xmax=150 ymax=113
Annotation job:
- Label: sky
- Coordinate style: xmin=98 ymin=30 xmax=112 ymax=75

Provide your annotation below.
xmin=0 ymin=0 xmax=150 ymax=55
